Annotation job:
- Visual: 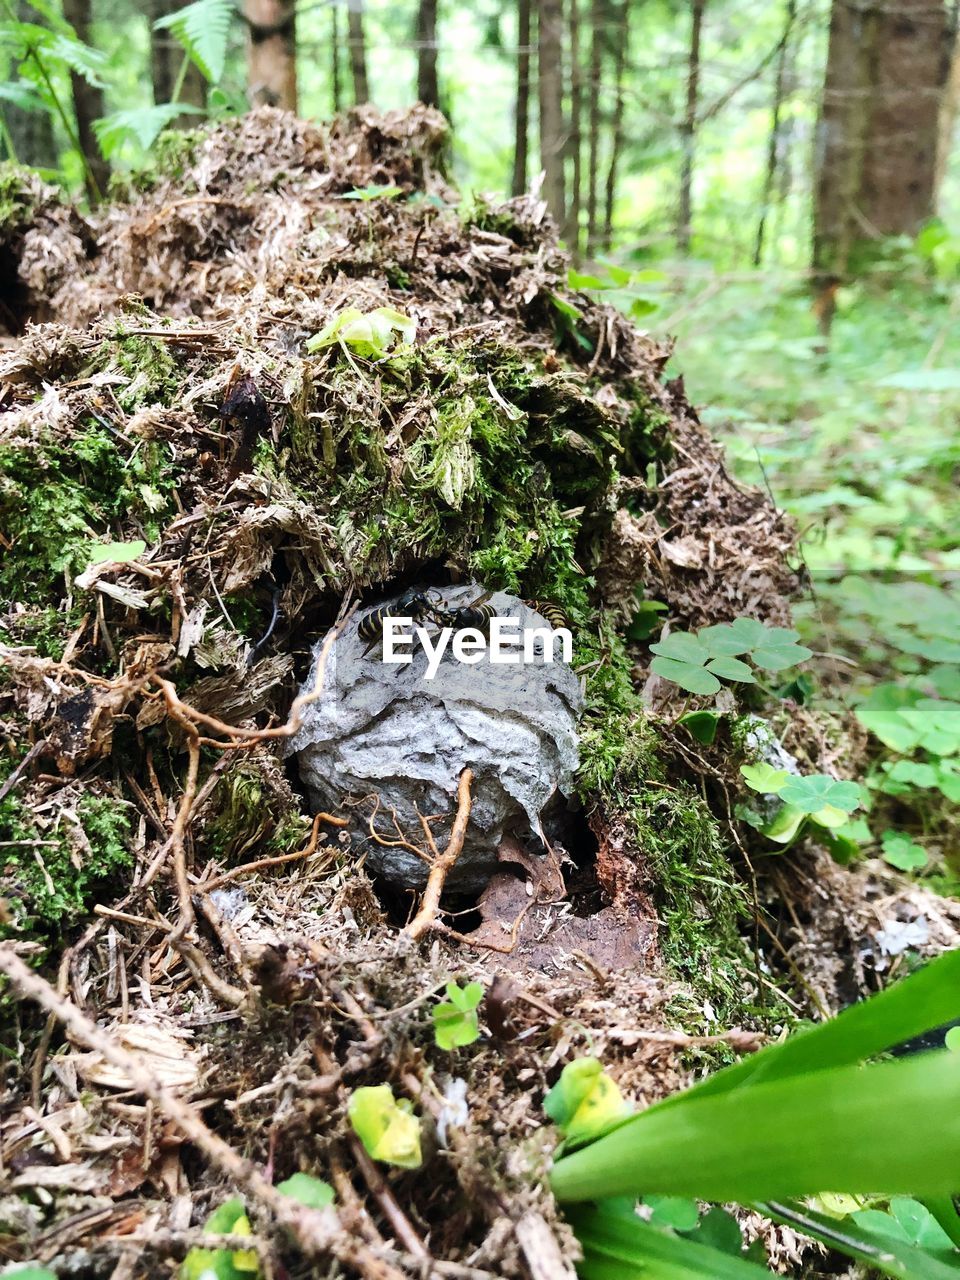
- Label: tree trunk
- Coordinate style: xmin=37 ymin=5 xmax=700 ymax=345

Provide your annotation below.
xmin=754 ymin=0 xmax=796 ymax=266
xmin=511 ymin=0 xmax=532 ymax=196
xmin=567 ymin=0 xmax=583 ymax=250
xmin=814 ymin=0 xmax=954 ymax=275
xmin=586 ymin=0 xmax=603 ymax=251
xmin=62 ymin=0 xmax=109 ymax=201
xmin=601 ymin=0 xmax=628 ymax=251
xmin=3 ymin=3 xmax=57 ymax=168
xmin=935 ymin=2 xmax=960 ymax=201
xmin=348 ymin=2 xmax=370 ymax=104
xmin=148 ymin=0 xmax=207 ymax=120
xmin=416 ymin=0 xmax=440 ymax=108
xmin=677 ymin=0 xmax=705 ymax=254
xmin=331 ymin=2 xmax=343 ymax=113
xmin=538 ymin=0 xmax=566 ymax=227
xmin=245 ymin=0 xmax=297 ymax=110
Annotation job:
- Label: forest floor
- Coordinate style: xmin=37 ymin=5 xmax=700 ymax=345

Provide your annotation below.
xmin=1 ymin=107 xmax=958 ymax=1280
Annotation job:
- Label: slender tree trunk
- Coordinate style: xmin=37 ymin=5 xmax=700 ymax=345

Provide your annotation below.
xmin=601 ymin=0 xmax=628 ymax=251
xmin=416 ymin=0 xmax=440 ymax=108
xmin=677 ymin=0 xmax=705 ymax=254
xmin=511 ymin=0 xmax=532 ymax=196
xmin=754 ymin=0 xmax=796 ymax=266
xmin=586 ymin=0 xmax=603 ymax=251
xmin=61 ymin=0 xmax=108 ymax=201
xmin=567 ymin=0 xmax=583 ymax=250
xmin=148 ymin=0 xmax=207 ymax=120
xmin=244 ymin=0 xmax=297 ymax=110
xmin=935 ymin=1 xmax=960 ymax=202
xmin=4 ymin=2 xmax=57 ymax=167
xmin=331 ymin=2 xmax=343 ymax=113
xmin=538 ymin=0 xmax=566 ymax=227
xmin=348 ymin=2 xmax=370 ymax=104
xmin=814 ymin=0 xmax=953 ymax=276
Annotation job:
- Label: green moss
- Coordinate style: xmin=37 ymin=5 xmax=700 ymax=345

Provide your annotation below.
xmin=0 ymin=780 xmax=133 ymax=939
xmin=92 ymin=326 xmax=181 ymax=411
xmin=204 ymin=758 xmax=309 ymax=865
xmin=0 ymin=426 xmax=176 ymax=604
xmin=0 ymin=163 xmax=38 ymax=230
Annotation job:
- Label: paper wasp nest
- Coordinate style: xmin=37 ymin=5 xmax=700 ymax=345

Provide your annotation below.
xmin=288 ymin=583 xmax=583 ymax=890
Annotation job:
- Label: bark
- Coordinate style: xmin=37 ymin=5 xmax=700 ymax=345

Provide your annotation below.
xmin=348 ymin=2 xmax=370 ymax=104
xmin=586 ymin=0 xmax=603 ymax=250
xmin=567 ymin=0 xmax=583 ymax=249
xmin=332 ymin=3 xmax=342 ymax=113
xmin=244 ymin=0 xmax=298 ymax=111
xmin=148 ymin=0 xmax=207 ymax=117
xmin=754 ymin=0 xmax=797 ymax=266
xmin=677 ymin=0 xmax=705 ymax=254
xmin=601 ymin=0 xmax=629 ymax=251
xmin=538 ymin=0 xmax=566 ymax=227
xmin=416 ymin=0 xmax=440 ymax=108
xmin=62 ymin=0 xmax=109 ymax=201
xmin=935 ymin=1 xmax=960 ymax=201
xmin=511 ymin=0 xmax=532 ymax=196
xmin=814 ymin=0 xmax=954 ymax=275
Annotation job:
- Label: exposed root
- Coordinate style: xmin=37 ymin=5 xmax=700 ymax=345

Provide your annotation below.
xmin=404 ymin=768 xmax=474 ymax=940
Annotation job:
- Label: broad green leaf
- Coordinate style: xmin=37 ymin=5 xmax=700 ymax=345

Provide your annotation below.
xmin=650 ymin=657 xmax=721 ymax=695
xmin=629 ymin=297 xmax=658 ymax=320
xmin=568 ymin=269 xmax=609 ymax=290
xmin=808 ymin=803 xmax=852 ymax=830
xmin=645 ymin=1196 xmax=700 ymax=1231
xmin=751 ymin=636 xmax=813 ymax=672
xmin=878 ymin=368 xmax=960 ymax=391
xmin=761 ymin=802 xmax=807 ymax=845
xmin=348 ymin=1085 xmax=421 ymax=1169
xmin=706 ymin=656 xmax=755 ymax=683
xmin=340 ymin=184 xmax=403 ymax=200
xmin=94 ymin=104 xmax=203 ymax=155
xmin=204 ymin=1199 xmax=248 ymax=1234
xmin=544 ymin=1058 xmax=630 ymax=1144
xmin=568 ymin=1202 xmax=774 ymax=1279
xmin=276 ymin=1172 xmax=334 ymax=1209
xmin=856 ymin=708 xmax=923 ymax=752
xmin=724 ymin=617 xmax=768 ymax=648
xmin=549 ymin=293 xmax=583 ymax=320
xmin=739 ymin=762 xmax=789 ymax=794
xmin=87 ymin=539 xmax=146 ymax=566
xmin=433 ymin=981 xmax=483 ymax=1050
xmin=551 ymin=1050 xmax=960 ymax=1204
xmin=699 ymin=623 xmax=751 ymax=657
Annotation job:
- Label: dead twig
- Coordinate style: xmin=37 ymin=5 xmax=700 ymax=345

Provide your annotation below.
xmin=403 ymin=768 xmax=474 ymax=940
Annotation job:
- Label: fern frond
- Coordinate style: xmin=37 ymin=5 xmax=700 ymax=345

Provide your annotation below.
xmin=94 ymin=103 xmax=203 ymax=157
xmin=154 ymin=0 xmax=234 ymax=86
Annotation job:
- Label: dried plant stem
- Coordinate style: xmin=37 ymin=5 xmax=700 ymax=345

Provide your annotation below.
xmin=404 ymin=768 xmax=474 ymax=940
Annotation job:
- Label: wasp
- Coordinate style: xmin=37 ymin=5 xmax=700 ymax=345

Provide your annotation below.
xmin=528 ymin=600 xmax=569 ymax=630
xmin=435 ymin=590 xmax=497 ymax=633
xmin=358 ymin=588 xmax=443 ymax=652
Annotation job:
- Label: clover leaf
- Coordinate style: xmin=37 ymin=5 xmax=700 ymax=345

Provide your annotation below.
xmin=432 ymin=980 xmax=483 ymax=1050
xmin=740 ymin=762 xmax=789 ymax=793
xmin=880 ymin=830 xmax=928 ymax=872
xmin=650 ymin=618 xmax=810 ymax=696
xmin=778 ymin=774 xmax=860 ymax=814
xmin=750 ymin=626 xmax=813 ymax=671
xmin=276 ymin=1172 xmax=335 ymax=1209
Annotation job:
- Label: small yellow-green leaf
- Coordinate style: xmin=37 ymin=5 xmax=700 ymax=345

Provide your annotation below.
xmin=87 ymin=539 xmax=146 ymax=566
xmin=348 ymin=1085 xmax=422 ymax=1168
xmin=544 ymin=1057 xmax=630 ymax=1143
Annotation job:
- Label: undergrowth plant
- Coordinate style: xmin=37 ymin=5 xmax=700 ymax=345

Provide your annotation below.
xmin=550 ymin=950 xmax=960 ymax=1278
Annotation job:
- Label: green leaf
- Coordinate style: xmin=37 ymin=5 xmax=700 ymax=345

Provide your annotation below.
xmin=645 ymin=1196 xmax=700 ymax=1231
xmin=881 ymin=831 xmax=928 ymax=872
xmin=95 ymin=104 xmax=203 ymax=155
xmin=276 ymin=1172 xmax=334 ymax=1209
xmin=2 ymin=1270 xmax=59 ymax=1280
xmin=552 ymin=1049 xmax=960 ymax=1205
xmin=650 ymin=632 xmax=709 ymax=665
xmin=433 ymin=981 xmax=483 ymax=1050
xmin=761 ymin=803 xmax=807 ymax=845
xmin=878 ymin=368 xmax=960 ymax=391
xmin=154 ymin=0 xmax=233 ymax=83
xmin=204 ymin=1199 xmax=248 ymax=1234
xmin=724 ymin=617 xmax=768 ymax=648
xmin=857 ymin=707 xmax=924 ymax=753
xmin=762 ymin=1200 xmax=960 ymax=1280
xmin=706 ymin=656 xmax=755 ymax=683
xmin=739 ymin=762 xmax=789 ymax=794
xmin=348 ymin=1085 xmax=421 ymax=1168
xmin=629 ymin=297 xmax=658 ymax=320
xmin=340 ymin=184 xmax=403 ymax=200
xmin=549 ymin=293 xmax=583 ymax=320
xmin=778 ymin=774 xmax=860 ymax=814
xmin=699 ymin=624 xmax=752 ymax=657
xmin=568 ymin=1202 xmax=773 ymax=1279
xmin=568 ymin=269 xmax=609 ymax=290
xmin=751 ymin=635 xmax=813 ymax=671
xmin=650 ymin=657 xmax=721 ymax=695
xmin=87 ymin=539 xmax=146 ymax=566
xmin=678 ymin=710 xmax=720 ymax=745
xmin=544 ymin=1057 xmax=630 ymax=1145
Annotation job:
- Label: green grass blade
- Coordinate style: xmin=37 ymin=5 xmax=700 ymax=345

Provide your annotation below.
xmin=568 ymin=1203 xmax=773 ymax=1279
xmin=551 ymin=1050 xmax=960 ymax=1204
xmin=759 ymin=1201 xmax=960 ymax=1279
xmin=651 ymin=949 xmax=960 ymax=1111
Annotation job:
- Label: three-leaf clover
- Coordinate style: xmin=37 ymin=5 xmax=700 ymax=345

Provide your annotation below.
xmin=348 ymin=1085 xmax=422 ymax=1169
xmin=432 ymin=981 xmax=483 ymax=1050
xmin=650 ymin=618 xmax=812 ymax=696
xmin=180 ymin=1198 xmax=258 ymax=1280
xmin=880 ymin=830 xmax=928 ymax=872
